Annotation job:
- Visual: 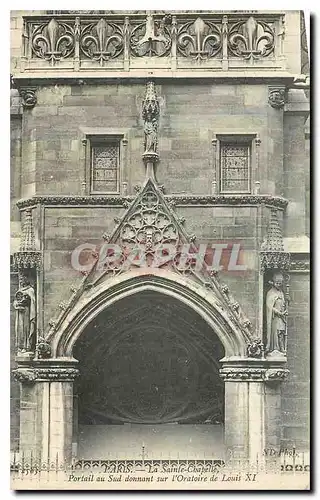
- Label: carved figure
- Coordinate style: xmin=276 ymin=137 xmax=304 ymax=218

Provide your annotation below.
xmin=265 ymin=272 xmax=287 ymax=354
xmin=144 ymin=115 xmax=157 ymax=154
xmin=13 ymin=276 xmax=36 ymax=353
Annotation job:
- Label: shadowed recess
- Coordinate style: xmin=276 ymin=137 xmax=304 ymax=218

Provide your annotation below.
xmin=74 ymin=290 xmax=224 ymax=425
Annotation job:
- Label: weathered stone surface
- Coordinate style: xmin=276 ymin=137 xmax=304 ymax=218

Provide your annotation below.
xmin=10 ymin=9 xmax=310 ymax=464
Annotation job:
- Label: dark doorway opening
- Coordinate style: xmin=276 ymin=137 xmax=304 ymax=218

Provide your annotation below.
xmin=73 ymin=290 xmax=225 ymax=459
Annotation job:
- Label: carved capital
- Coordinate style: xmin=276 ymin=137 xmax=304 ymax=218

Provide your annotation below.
xmin=268 ymin=87 xmax=285 ymax=109
xmin=264 ymin=368 xmax=289 ymax=382
xmin=35 ymin=367 xmax=79 ymax=381
xmin=12 ymin=368 xmax=37 ymax=384
xmin=220 ymin=364 xmax=289 ymax=383
xmin=19 ymin=88 xmax=37 ymax=109
xmin=220 ymin=367 xmax=265 ymax=382
xmin=14 ymin=366 xmax=79 ymax=383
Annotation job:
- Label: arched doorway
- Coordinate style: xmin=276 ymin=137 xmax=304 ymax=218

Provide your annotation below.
xmin=73 ymin=290 xmax=225 ymax=460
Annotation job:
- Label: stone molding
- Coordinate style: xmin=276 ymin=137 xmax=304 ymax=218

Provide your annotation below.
xmin=264 ymin=368 xmax=290 ymax=381
xmin=16 ymin=193 xmax=288 ymax=210
xmin=220 ymin=359 xmax=289 ymax=382
xmin=290 ymin=255 xmax=310 ymax=273
xmin=12 ymin=366 xmax=79 ymax=383
xmin=18 ymin=12 xmax=286 ymax=75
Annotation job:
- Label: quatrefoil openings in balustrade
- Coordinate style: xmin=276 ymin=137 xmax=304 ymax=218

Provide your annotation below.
xmin=177 ymin=17 xmax=222 ymax=60
xmin=32 ymin=18 xmax=75 ymax=63
xmin=227 ymin=16 xmax=275 ymax=60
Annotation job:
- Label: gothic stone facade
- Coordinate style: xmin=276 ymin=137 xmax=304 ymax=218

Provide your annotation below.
xmin=10 ymin=10 xmax=310 ymax=464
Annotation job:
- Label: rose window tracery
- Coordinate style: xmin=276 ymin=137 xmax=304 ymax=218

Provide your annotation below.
xmin=119 ymin=190 xmax=179 ymax=256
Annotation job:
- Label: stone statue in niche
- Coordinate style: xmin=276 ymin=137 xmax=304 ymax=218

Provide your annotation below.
xmin=13 ymin=276 xmax=36 ymax=353
xmin=265 ymin=272 xmax=287 ymax=355
xmin=144 ymin=114 xmax=157 ymax=154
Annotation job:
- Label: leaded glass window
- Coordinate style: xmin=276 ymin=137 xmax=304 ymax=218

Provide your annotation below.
xmin=220 ymin=143 xmax=251 ymax=193
xmin=91 ymin=142 xmax=120 ymax=193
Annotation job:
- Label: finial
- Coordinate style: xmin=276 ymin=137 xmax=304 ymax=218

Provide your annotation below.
xmin=260 ymin=209 xmax=290 ymax=271
xmin=261 ymin=209 xmax=284 ymax=253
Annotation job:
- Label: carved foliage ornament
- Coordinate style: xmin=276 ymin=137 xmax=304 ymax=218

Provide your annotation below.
xmin=219 ymin=367 xmax=264 ymax=381
xmin=177 ymin=17 xmax=222 ymax=60
xmin=36 ymin=337 xmax=52 ymax=359
xmin=16 ymin=194 xmax=288 ymax=210
xmin=247 ymin=338 xmax=264 ymax=358
xmin=13 ymin=367 xmax=79 ymax=383
xmin=12 ymin=368 xmax=36 ymax=384
xmin=19 ymin=88 xmax=37 ymax=109
xmin=268 ymin=87 xmax=286 ymax=109
xmin=220 ymin=367 xmax=289 ymax=382
xmin=228 ymin=16 xmax=275 ymax=59
xmin=264 ymin=368 xmax=289 ymax=381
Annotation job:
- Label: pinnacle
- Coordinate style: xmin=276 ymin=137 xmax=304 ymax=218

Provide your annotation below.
xmin=20 ymin=209 xmax=36 ymax=252
xmin=261 ymin=209 xmax=284 ymax=252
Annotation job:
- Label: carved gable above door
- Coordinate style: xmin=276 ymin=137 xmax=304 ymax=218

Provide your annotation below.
xmin=45 ymin=176 xmax=255 ymax=347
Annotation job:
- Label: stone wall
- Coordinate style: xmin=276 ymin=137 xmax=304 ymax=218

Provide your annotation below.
xmin=281 ymin=272 xmax=310 ymax=449
xmin=10 ymin=270 xmax=20 ymax=452
xmin=10 ymin=31 xmax=310 ymax=457
xmin=20 ymin=82 xmax=283 ymax=197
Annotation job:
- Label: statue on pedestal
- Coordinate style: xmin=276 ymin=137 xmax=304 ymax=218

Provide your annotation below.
xmin=144 ymin=115 xmax=157 ymax=155
xmin=265 ymin=272 xmax=287 ymax=355
xmin=13 ymin=276 xmax=36 ymax=353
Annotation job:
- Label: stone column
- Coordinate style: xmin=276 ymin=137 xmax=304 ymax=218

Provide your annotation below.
xmin=220 ymin=359 xmax=289 ymax=470
xmin=48 ymin=380 xmax=74 ymax=462
xmin=224 ymin=380 xmax=249 ymax=462
xmin=13 ymin=360 xmax=79 ymax=465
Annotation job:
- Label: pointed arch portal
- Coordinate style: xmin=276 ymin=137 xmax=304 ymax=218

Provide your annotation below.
xmin=52 ymin=270 xmax=249 ymax=359
xmin=73 ymin=287 xmax=225 ymax=459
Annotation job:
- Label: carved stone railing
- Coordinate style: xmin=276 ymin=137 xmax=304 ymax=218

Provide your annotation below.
xmin=19 ymin=12 xmax=286 ymax=74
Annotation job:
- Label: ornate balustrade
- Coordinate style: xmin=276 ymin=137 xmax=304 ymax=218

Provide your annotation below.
xmin=19 ymin=12 xmax=286 ymax=74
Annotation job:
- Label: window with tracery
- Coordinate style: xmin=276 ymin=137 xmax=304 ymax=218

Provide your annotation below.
xmin=90 ymin=140 xmax=120 ymax=194
xmin=220 ymin=142 xmax=251 ymax=194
